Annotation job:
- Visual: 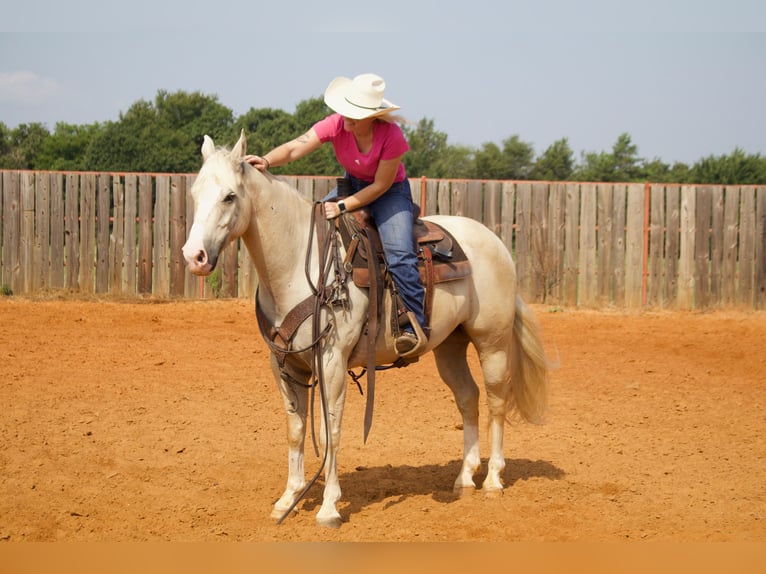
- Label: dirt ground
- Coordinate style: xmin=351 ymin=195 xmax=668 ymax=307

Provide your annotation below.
xmin=0 ymin=296 xmax=764 ymax=542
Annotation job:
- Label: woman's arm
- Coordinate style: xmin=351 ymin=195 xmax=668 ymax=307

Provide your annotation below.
xmin=324 ymin=155 xmax=402 ymax=220
xmin=245 ymin=128 xmax=322 ymax=170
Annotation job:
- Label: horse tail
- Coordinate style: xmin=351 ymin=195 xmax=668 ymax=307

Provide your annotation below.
xmin=508 ymin=295 xmax=549 ymax=425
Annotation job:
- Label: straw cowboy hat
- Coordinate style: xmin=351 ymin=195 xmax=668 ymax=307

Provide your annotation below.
xmin=324 ymin=73 xmax=400 ymax=120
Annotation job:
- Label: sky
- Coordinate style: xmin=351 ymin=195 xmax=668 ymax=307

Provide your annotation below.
xmin=1 ymin=0 xmax=765 ymax=165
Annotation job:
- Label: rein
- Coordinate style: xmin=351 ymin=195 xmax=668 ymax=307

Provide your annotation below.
xmin=254 ymin=202 xmax=349 ymax=524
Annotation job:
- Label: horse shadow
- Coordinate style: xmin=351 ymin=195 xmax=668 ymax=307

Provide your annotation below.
xmin=298 ymin=458 xmax=565 ymax=521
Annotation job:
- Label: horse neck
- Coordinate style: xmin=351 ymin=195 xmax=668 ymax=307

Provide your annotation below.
xmin=240 ymin=172 xmax=316 ymax=309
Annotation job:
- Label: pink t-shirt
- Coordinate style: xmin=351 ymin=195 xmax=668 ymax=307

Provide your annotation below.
xmin=312 ymin=113 xmax=409 ymax=183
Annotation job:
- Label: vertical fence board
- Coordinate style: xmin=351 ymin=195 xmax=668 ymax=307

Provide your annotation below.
xmin=755 ymin=186 xmax=766 ymax=309
xmin=625 ymin=184 xmax=645 ymax=309
xmin=664 ymin=185 xmax=680 ymax=307
xmin=693 ymin=186 xmax=712 ymax=308
xmin=515 ymin=183 xmax=532 ymax=300
xmin=529 ymin=183 xmax=549 ymax=302
xmin=564 ymin=183 xmax=580 ymax=305
xmin=78 ymin=174 xmax=96 ymax=293
xmin=437 ymin=180 xmax=451 ymax=216
xmin=297 ymin=178 xmax=313 ymax=202
xmin=465 ymin=180 xmax=483 ymax=222
xmin=596 ymin=184 xmax=613 ymax=304
xmin=424 ymin=179 xmax=438 ymax=217
xmin=110 ymin=177 xmax=125 ymax=294
xmin=49 ymin=173 xmax=65 ymax=289
xmin=709 ymin=186 xmax=724 ymax=306
xmin=451 ymin=181 xmax=467 ymax=217
xmin=738 ymin=187 xmax=756 ymax=306
xmin=648 ymin=184 xmax=665 ymax=306
xmin=65 ymin=174 xmax=80 ymax=290
xmin=223 ymin=240 xmax=239 ymax=298
xmin=95 ymin=174 xmax=111 ymax=293
xmin=611 ymin=185 xmax=627 ymax=306
xmin=124 ymin=175 xmax=137 ymax=295
xmin=169 ymin=175 xmax=186 ymax=297
xmin=314 ymin=177 xmax=329 ymax=203
xmin=20 ymin=173 xmax=35 ymax=293
xmin=2 ymin=172 xmax=21 ymax=292
xmin=238 ymin=238 xmax=256 ymax=301
xmin=0 ymin=173 xmax=3 ymax=286
xmin=547 ymin=184 xmax=566 ymax=303
xmin=153 ymin=176 xmax=170 ymax=297
xmin=579 ymin=183 xmax=597 ymax=307
xmin=722 ymin=186 xmax=740 ymax=305
xmin=483 ymin=181 xmax=502 ymax=238
xmin=138 ymin=174 xmax=153 ymax=294
xmin=678 ymin=185 xmax=696 ymax=309
xmin=499 ymin=182 xmax=515 ymax=255
xmin=34 ymin=172 xmax=50 ymax=291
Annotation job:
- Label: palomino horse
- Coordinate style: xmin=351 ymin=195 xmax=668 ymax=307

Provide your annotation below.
xmin=182 ymin=130 xmax=548 ymax=528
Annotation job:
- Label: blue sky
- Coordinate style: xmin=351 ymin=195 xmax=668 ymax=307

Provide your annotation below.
xmin=1 ymin=0 xmax=764 ymax=164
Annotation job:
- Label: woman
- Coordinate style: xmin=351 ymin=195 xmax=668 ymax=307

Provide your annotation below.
xmin=245 ymin=73 xmax=425 ymax=357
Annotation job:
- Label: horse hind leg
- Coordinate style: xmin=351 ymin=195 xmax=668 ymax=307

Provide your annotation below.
xmin=433 ymin=329 xmax=481 ymax=494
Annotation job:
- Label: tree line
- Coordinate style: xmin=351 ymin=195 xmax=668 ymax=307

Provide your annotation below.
xmin=1 ymin=89 xmax=764 ymax=184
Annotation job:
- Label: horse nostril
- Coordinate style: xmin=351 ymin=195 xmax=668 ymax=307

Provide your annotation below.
xmin=195 ymin=250 xmax=207 ymax=264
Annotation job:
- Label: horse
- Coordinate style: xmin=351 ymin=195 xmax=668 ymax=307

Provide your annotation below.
xmin=182 ymin=130 xmax=549 ymax=528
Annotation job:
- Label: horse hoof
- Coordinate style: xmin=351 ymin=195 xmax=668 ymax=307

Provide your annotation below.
xmin=271 ymin=506 xmax=296 ymax=521
xmin=482 ymin=487 xmax=504 ymax=499
xmin=316 ymin=515 xmax=343 ymax=529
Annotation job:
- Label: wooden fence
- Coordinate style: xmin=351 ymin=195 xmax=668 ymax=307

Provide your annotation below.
xmin=1 ymin=170 xmax=765 ymax=310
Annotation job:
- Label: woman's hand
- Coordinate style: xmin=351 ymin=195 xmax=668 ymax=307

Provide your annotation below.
xmin=244 ymin=155 xmax=270 ymax=171
xmin=324 ymin=201 xmax=343 ymax=220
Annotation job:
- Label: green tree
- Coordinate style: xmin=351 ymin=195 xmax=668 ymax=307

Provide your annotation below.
xmin=402 ymin=118 xmax=449 ymax=177
xmin=575 ymin=132 xmax=643 ymax=182
xmin=531 ymin=138 xmax=574 ymax=181
xmin=0 ymin=122 xmax=50 ymax=169
xmin=689 ymin=148 xmax=765 ymax=184
xmin=502 ymin=135 xmax=535 ymax=180
xmin=35 ymin=122 xmax=101 ymax=170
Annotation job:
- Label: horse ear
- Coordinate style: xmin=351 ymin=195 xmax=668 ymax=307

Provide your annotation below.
xmin=201 ymin=135 xmax=215 ymax=161
xmin=231 ymin=129 xmax=247 ymax=160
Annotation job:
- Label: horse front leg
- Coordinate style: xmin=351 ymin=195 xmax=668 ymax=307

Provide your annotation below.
xmin=271 ymin=359 xmax=310 ymax=520
xmin=314 ymin=362 xmax=349 ymax=528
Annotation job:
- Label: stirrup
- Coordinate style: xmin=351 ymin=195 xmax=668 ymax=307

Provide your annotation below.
xmin=396 ymin=311 xmax=428 ymax=358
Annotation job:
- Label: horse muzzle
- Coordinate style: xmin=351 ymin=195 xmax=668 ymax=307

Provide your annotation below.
xmin=182 ymin=242 xmax=218 ymax=276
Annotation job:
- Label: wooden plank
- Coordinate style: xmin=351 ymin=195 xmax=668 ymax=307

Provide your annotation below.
xmin=20 ymin=173 xmax=35 ymax=293
xmin=529 ymin=182 xmax=549 ymax=302
xmin=738 ymin=187 xmax=755 ymax=306
xmin=755 ymin=186 xmax=766 ymax=310
xmin=437 ymin=180 xmax=450 ymax=216
xmin=65 ymin=174 xmax=80 ymax=289
xmin=169 ymin=175 xmax=187 ymax=297
xmin=499 ymin=181 xmax=515 ymax=255
xmin=515 ymin=182 xmax=532 ymax=300
xmin=124 ymin=175 xmax=137 ymax=295
xmin=678 ymin=185 xmax=696 ymax=309
xmin=625 ymin=183 xmax=645 ymax=309
xmin=0 ymin=173 xmax=3 ymax=287
xmin=314 ymin=177 xmax=329 ymax=203
xmin=451 ymin=181 xmax=467 ymax=216
xmin=722 ymin=186 xmax=740 ymax=306
xmin=110 ymin=177 xmax=125 ymax=295
xmin=465 ymin=180 xmax=483 ymax=222
xmin=483 ymin=181 xmax=502 ymax=238
xmin=709 ymin=186 xmax=724 ymax=306
xmin=424 ymin=179 xmax=438 ymax=217
xmin=664 ymin=185 xmax=680 ymax=307
xmin=648 ymin=184 xmax=665 ymax=307
xmin=611 ymin=184 xmax=627 ymax=306
xmin=579 ymin=183 xmax=597 ymax=307
xmin=138 ymin=174 xmax=153 ymax=294
xmin=96 ymin=173 xmax=111 ymax=293
xmin=547 ymin=183 xmax=565 ymax=303
xmin=153 ymin=175 xmax=170 ymax=296
xmin=693 ymin=185 xmax=712 ymax=308
xmin=563 ymin=184 xmax=580 ymax=305
xmin=596 ymin=184 xmax=614 ymax=304
xmin=238 ymin=238 xmax=256 ymax=301
xmin=49 ymin=173 xmax=65 ymax=289
xmin=297 ymin=178 xmax=313 ymax=202
xmin=34 ymin=172 xmax=50 ymax=291
xmin=79 ymin=174 xmax=97 ymax=293
xmin=2 ymin=172 xmax=21 ymax=293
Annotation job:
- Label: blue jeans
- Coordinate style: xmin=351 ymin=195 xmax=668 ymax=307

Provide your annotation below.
xmin=324 ymin=176 xmax=426 ymax=330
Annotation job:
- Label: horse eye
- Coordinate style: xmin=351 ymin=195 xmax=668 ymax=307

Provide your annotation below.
xmin=223 ymin=191 xmax=236 ymax=203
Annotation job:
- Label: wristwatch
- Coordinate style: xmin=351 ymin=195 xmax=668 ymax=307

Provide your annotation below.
xmin=337 ymin=200 xmax=347 ymax=214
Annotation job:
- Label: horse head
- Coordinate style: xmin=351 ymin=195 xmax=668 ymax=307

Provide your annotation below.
xmin=182 ymin=130 xmax=253 ymax=276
